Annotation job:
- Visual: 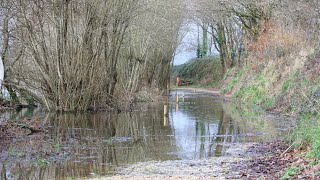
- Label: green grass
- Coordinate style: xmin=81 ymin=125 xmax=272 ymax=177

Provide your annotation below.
xmin=230 ymin=71 xmax=277 ymax=109
xmin=53 ymin=143 xmax=62 ymax=151
xmin=281 ymin=79 xmax=292 ymax=94
xmin=234 ymin=85 xmax=274 ymax=109
xmin=235 ymin=86 xmax=262 ymax=102
xmin=222 ymin=76 xmax=240 ymax=94
xmin=290 ymin=113 xmax=320 ymax=162
xmin=36 ymin=158 xmax=50 ymax=167
xmin=264 ymin=98 xmax=276 ymax=109
xmin=222 ymin=67 xmax=248 ymax=94
xmin=281 ymin=167 xmax=299 ymax=180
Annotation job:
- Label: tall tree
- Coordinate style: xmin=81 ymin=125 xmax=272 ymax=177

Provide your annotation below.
xmin=202 ymin=23 xmax=208 ymax=57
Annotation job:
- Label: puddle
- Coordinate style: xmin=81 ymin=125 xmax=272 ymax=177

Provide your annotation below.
xmin=0 ymin=90 xmax=293 ymax=179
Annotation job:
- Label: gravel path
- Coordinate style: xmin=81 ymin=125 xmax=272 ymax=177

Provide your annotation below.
xmin=88 ymin=143 xmax=258 ymax=180
xmin=104 ymin=157 xmax=244 ymax=180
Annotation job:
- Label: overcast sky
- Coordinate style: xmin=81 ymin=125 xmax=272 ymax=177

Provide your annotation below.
xmin=173 ymin=22 xmax=218 ymax=65
xmin=173 ymin=23 xmax=198 ymax=65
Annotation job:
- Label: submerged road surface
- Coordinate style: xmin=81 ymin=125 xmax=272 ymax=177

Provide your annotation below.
xmin=0 ymin=90 xmax=294 ymax=179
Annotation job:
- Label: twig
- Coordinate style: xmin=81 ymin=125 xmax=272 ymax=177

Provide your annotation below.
xmin=281 ymin=143 xmax=295 ymax=157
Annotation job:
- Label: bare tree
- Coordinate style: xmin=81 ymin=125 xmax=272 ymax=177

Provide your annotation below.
xmin=1 ymin=0 xmax=184 ymax=111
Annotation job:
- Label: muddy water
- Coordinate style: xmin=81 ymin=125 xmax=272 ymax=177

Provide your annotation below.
xmin=0 ymin=91 xmax=292 ymax=180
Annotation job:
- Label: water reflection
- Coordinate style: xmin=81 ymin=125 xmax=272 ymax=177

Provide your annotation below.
xmin=0 ymin=90 xmax=291 ymax=179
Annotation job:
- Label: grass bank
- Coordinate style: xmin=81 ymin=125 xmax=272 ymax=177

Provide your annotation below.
xmin=219 ymin=47 xmax=320 ymax=178
xmin=171 ymin=56 xmax=224 ymax=87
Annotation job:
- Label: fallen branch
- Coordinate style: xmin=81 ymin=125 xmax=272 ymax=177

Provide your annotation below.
xmin=281 ymin=143 xmax=295 ymax=157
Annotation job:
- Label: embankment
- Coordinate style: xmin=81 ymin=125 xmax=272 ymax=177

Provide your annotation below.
xmin=220 ymin=48 xmax=320 ymax=178
xmin=171 ymin=57 xmax=223 ymax=87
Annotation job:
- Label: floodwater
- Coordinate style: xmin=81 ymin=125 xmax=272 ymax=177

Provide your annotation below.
xmin=0 ymin=90 xmax=293 ymax=180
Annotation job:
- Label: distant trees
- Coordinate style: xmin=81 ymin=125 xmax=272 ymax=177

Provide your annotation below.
xmin=0 ymin=0 xmax=185 ymax=111
xmin=190 ymin=0 xmax=320 ymax=73
xmin=191 ymin=0 xmax=275 ymax=72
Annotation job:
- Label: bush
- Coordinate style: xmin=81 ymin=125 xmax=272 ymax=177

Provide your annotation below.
xmin=171 ymin=56 xmax=223 ymax=86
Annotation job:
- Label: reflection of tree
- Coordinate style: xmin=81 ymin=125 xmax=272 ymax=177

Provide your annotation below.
xmin=175 ymin=93 xmax=281 ymax=158
xmin=1 ymin=165 xmax=6 ymax=180
xmin=179 ymin=96 xmax=224 ymax=121
xmin=221 ymin=103 xmax=281 ymax=140
xmin=195 ymin=121 xmax=207 ymax=158
xmin=0 ymin=107 xmax=39 ymax=122
xmin=1 ymin=108 xmax=177 ymax=179
xmin=178 ymin=96 xmax=231 ymax=158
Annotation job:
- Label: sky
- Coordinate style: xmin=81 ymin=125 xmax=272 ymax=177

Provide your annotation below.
xmin=173 ymin=22 xmax=219 ymax=65
xmin=173 ymin=23 xmax=198 ymax=65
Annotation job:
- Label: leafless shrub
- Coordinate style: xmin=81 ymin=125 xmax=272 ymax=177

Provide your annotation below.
xmin=0 ymin=0 xmax=184 ymax=111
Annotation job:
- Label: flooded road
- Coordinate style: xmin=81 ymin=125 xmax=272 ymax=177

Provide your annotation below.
xmin=0 ymin=90 xmax=293 ymax=179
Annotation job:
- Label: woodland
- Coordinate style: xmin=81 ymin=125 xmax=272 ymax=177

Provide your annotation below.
xmin=1 ymin=0 xmax=320 ymax=178
xmin=1 ymin=0 xmax=319 ymax=112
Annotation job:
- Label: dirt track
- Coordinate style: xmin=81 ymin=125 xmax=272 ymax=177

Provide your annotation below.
xmin=172 ymin=87 xmax=220 ymax=95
